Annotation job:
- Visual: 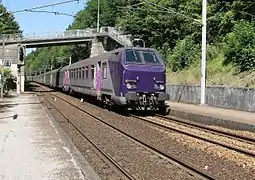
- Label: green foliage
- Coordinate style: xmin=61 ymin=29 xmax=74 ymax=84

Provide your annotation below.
xmin=0 ymin=68 xmax=15 ymax=91
xmin=0 ymin=5 xmax=20 ymax=34
xmin=168 ymin=36 xmax=200 ymax=72
xmin=26 ymin=0 xmax=255 ymax=82
xmin=0 ymin=4 xmax=20 ymax=90
xmin=224 ymin=20 xmax=255 ymax=72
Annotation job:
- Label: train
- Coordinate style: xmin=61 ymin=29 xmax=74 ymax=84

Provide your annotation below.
xmin=27 ymin=47 xmax=170 ymax=114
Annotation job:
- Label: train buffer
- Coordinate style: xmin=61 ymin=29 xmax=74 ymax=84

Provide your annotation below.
xmin=0 ymin=94 xmax=100 ymax=180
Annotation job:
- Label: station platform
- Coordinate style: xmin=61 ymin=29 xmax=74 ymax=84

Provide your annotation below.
xmin=166 ymin=101 xmax=255 ymax=131
xmin=0 ymin=94 xmax=100 ymax=180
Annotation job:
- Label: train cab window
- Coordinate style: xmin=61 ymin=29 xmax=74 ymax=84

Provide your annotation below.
xmin=125 ymin=49 xmax=162 ymax=65
xmin=85 ymin=66 xmax=89 ymax=79
xmin=82 ymin=67 xmax=85 ymax=79
xmin=102 ymin=62 xmax=107 ymax=79
xmin=143 ymin=51 xmax=160 ymax=64
xmin=91 ymin=65 xmax=95 ymax=80
xmin=125 ymin=49 xmax=142 ymax=63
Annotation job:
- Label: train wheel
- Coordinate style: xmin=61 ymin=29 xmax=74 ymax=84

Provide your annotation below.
xmin=158 ymin=106 xmax=170 ymax=115
xmin=69 ymin=88 xmax=73 ymax=95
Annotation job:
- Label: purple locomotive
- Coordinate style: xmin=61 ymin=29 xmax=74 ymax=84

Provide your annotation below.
xmin=30 ymin=47 xmax=170 ymax=114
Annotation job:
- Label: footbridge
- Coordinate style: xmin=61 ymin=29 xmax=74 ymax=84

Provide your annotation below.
xmin=1 ymin=27 xmax=133 ymax=48
xmin=0 ymin=26 xmax=133 ymax=96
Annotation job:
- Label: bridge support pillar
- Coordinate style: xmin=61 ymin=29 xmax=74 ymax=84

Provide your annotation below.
xmin=16 ymin=65 xmax=24 ymax=94
xmin=20 ymin=65 xmax=25 ymax=93
xmin=16 ymin=69 xmax=20 ymax=95
xmin=90 ymin=38 xmax=107 ymax=58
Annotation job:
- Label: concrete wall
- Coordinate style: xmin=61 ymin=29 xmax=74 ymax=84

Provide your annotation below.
xmin=166 ymin=84 xmax=255 ymax=112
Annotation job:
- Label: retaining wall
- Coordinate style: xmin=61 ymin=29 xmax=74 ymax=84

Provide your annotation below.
xmin=166 ymin=85 xmax=255 ymax=112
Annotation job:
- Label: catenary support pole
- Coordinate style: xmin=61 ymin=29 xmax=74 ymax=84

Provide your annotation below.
xmin=1 ymin=39 xmax=5 ymax=98
xmin=97 ymin=0 xmax=100 ymax=32
xmin=200 ymin=0 xmax=207 ymax=105
xmin=69 ymin=56 xmax=72 ymax=65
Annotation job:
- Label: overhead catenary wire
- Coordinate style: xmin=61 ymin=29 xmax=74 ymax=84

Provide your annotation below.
xmin=24 ymin=9 xmax=76 ymax=17
xmin=143 ymin=0 xmax=201 ymax=24
xmin=117 ymin=0 xmax=201 ymax=25
xmin=117 ymin=7 xmax=201 ymax=25
xmin=10 ymin=0 xmax=79 ymax=14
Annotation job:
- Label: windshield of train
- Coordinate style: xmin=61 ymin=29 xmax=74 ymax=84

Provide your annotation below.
xmin=125 ymin=49 xmax=162 ymax=65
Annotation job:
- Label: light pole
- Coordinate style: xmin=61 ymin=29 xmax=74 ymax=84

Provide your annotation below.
xmin=1 ymin=37 xmax=5 ymax=98
xmin=97 ymin=0 xmax=100 ymax=32
xmin=200 ymin=0 xmax=207 ymax=105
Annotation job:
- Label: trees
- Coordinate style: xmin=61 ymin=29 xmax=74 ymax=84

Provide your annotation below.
xmin=0 ymin=4 xmax=20 ymax=34
xmin=26 ymin=0 xmax=255 ymax=75
xmin=0 ymin=4 xmax=20 ymax=92
xmin=224 ymin=20 xmax=255 ymax=72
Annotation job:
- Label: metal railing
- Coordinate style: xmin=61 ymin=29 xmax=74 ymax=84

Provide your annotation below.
xmin=0 ymin=27 xmax=133 ymax=46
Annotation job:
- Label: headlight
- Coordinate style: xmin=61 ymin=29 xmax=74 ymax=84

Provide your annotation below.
xmin=126 ymin=83 xmax=136 ymax=89
xmin=154 ymin=83 xmax=165 ymax=90
xmin=159 ymin=84 xmax=165 ymax=90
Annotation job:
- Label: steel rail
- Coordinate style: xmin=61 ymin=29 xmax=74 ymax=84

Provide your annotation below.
xmin=131 ymin=115 xmax=255 ymax=157
xmin=48 ymin=92 xmax=216 ymax=180
xmin=156 ymin=114 xmax=255 ymax=144
xmin=42 ymin=93 xmax=135 ymax=180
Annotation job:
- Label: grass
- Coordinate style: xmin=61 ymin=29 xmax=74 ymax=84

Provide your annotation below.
xmin=166 ymin=53 xmax=255 ymax=88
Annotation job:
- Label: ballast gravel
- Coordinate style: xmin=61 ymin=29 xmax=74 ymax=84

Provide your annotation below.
xmin=54 ymin=92 xmax=255 ymax=180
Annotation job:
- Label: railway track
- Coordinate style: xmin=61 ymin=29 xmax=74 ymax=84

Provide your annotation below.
xmin=41 ymin=91 xmax=216 ymax=180
xmin=42 ymin=93 xmax=135 ymax=180
xmin=156 ymin=114 xmax=255 ymax=143
xmin=131 ymin=114 xmax=255 ymax=157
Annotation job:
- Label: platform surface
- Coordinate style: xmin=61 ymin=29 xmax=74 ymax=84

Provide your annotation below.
xmin=0 ymin=94 xmax=100 ymax=180
xmin=167 ymin=101 xmax=255 ymax=126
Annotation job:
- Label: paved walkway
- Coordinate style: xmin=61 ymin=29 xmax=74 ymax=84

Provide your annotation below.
xmin=0 ymin=94 xmax=100 ymax=180
xmin=167 ymin=101 xmax=255 ymax=126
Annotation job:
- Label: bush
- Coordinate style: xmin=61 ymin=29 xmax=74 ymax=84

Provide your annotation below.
xmin=224 ymin=20 xmax=255 ymax=72
xmin=167 ymin=36 xmax=200 ymax=72
xmin=0 ymin=68 xmax=16 ymax=91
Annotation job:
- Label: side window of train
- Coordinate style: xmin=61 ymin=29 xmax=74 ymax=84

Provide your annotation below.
xmin=102 ymin=62 xmax=107 ymax=79
xmin=91 ymin=65 xmax=95 ymax=80
xmin=79 ymin=67 xmax=82 ymax=79
xmin=85 ymin=66 xmax=89 ymax=79
xmin=82 ymin=67 xmax=85 ymax=79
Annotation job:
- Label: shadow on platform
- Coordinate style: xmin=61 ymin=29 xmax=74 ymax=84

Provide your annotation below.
xmin=25 ymin=82 xmax=55 ymax=93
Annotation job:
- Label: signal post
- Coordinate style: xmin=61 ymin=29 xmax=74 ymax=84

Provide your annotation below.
xmin=17 ymin=45 xmax=25 ymax=94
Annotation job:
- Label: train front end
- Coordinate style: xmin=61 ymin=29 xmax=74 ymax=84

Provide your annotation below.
xmin=121 ymin=48 xmax=170 ymax=114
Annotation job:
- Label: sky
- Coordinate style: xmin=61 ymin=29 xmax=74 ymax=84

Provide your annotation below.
xmin=2 ymin=0 xmax=87 ymax=53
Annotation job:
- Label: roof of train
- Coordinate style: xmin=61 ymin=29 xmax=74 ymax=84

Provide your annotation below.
xmin=35 ymin=47 xmax=158 ymax=74
xmin=45 ymin=67 xmax=62 ymax=74
xmin=60 ymin=46 xmax=156 ymax=70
